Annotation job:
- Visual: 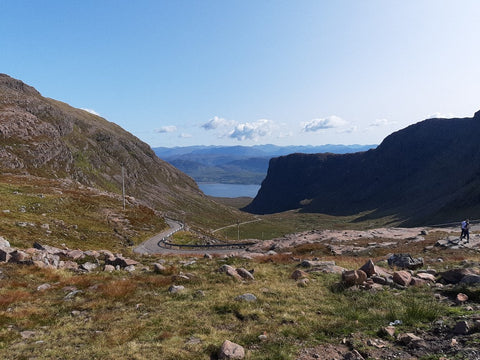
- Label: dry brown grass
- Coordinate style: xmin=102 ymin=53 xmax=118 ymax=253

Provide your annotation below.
xmin=0 ymin=290 xmax=31 ymax=308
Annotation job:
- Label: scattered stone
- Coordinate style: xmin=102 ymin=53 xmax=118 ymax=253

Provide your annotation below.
xmin=371 ymin=275 xmax=388 ymax=285
xmin=153 ymin=263 xmax=167 ymax=274
xmin=291 ymin=269 xmax=309 ymax=280
xmin=453 ymin=320 xmax=470 ymax=335
xmin=235 ymin=293 xmax=257 ymax=302
xmin=104 ymin=264 xmax=115 ymax=272
xmin=0 ymin=236 xmax=10 ymax=247
xmin=236 ymin=268 xmax=254 ymax=280
xmin=218 ymin=340 xmax=245 ymax=360
xmin=20 ymin=331 xmax=36 ymax=339
xmin=64 ymin=289 xmax=83 ymax=300
xmin=393 ymin=271 xmax=412 ymax=287
xmin=168 ymin=285 xmax=185 ymax=294
xmin=410 ymin=277 xmax=427 ymax=287
xmin=342 ymin=270 xmax=367 ymax=286
xmin=194 ymin=290 xmax=205 ymax=298
xmin=9 ymin=250 xmax=30 ymax=263
xmin=297 ymin=278 xmax=309 ymax=287
xmin=387 ymin=254 xmax=423 ymax=270
xmin=81 ymin=262 xmax=98 ymax=272
xmin=124 ymin=265 xmax=136 ymax=272
xmin=456 ymin=293 xmax=469 ymax=304
xmin=204 ymin=253 xmax=212 ymax=259
xmin=397 ymin=332 xmax=424 ymax=346
xmin=0 ymin=246 xmax=14 ymax=262
xmin=67 ymin=249 xmax=85 ymax=260
xmin=218 ymin=265 xmax=242 ymax=281
xmin=37 ymin=283 xmax=51 ymax=291
xmin=415 ymin=272 xmax=436 ymax=282
xmin=380 ymin=326 xmax=396 ymax=337
xmin=359 ymin=259 xmax=376 ymax=277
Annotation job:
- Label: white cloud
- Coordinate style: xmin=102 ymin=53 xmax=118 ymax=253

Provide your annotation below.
xmin=369 ymin=119 xmax=389 ymax=127
xmin=81 ymin=108 xmax=100 ymax=116
xmin=179 ymin=133 xmax=192 ymax=138
xmin=229 ymin=119 xmax=274 ymax=141
xmin=156 ymin=125 xmax=177 ymax=133
xmin=201 ymin=116 xmax=234 ymax=130
xmin=302 ymin=116 xmax=347 ymax=132
xmin=367 ymin=118 xmax=397 ymax=129
xmin=338 ymin=126 xmax=358 ymax=134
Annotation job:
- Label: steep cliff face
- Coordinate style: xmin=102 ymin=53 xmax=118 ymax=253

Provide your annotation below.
xmin=245 ymin=112 xmax=480 ymax=225
xmin=0 ymin=74 xmax=219 ymax=219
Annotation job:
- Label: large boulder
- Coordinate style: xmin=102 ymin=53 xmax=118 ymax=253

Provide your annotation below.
xmin=218 ymin=340 xmax=245 ymax=359
xmin=393 ymin=271 xmax=412 ymax=287
xmin=440 ymin=268 xmax=479 ymax=284
xmin=359 ymin=259 xmax=376 ymax=277
xmin=342 ymin=270 xmax=367 ymax=286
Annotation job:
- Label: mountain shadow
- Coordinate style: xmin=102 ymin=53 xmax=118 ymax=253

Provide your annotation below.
xmin=244 ymin=111 xmax=480 ymax=226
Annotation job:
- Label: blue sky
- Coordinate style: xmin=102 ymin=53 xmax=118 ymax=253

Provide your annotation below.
xmin=2 ymin=0 xmax=480 ymax=147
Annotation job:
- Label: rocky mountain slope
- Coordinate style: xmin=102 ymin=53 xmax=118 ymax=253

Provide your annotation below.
xmin=0 ymin=74 xmax=241 ymax=226
xmin=245 ymin=111 xmax=480 ymax=225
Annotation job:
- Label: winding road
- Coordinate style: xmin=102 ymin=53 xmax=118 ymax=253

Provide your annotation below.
xmin=133 ymin=218 xmax=254 ymax=255
xmin=133 ymin=218 xmax=184 ymax=254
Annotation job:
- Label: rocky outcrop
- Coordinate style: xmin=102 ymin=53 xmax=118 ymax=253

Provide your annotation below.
xmin=244 ymin=111 xmax=480 ymax=225
xmin=0 ymin=240 xmax=138 ymax=272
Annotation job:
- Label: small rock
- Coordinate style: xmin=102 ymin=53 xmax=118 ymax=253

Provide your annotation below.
xmin=20 ymin=331 xmax=36 ymax=339
xmin=0 ymin=236 xmax=10 ymax=248
xmin=456 ymin=293 xmax=469 ymax=304
xmin=297 ymin=278 xmax=309 ymax=287
xmin=415 ymin=272 xmax=436 ymax=282
xmin=204 ymin=253 xmax=212 ymax=259
xmin=218 ymin=340 xmax=245 ymax=359
xmin=380 ymin=326 xmax=396 ymax=337
xmin=236 ymin=268 xmax=254 ymax=280
xmin=153 ymin=263 xmax=167 ymax=274
xmin=168 ymin=285 xmax=185 ymax=294
xmin=124 ymin=265 xmax=136 ymax=272
xmin=194 ymin=290 xmax=205 ymax=298
xmin=291 ymin=269 xmax=309 ymax=280
xmin=104 ymin=264 xmax=115 ymax=272
xmin=410 ymin=277 xmax=427 ymax=287
xmin=235 ymin=293 xmax=257 ymax=302
xmin=37 ymin=283 xmax=51 ymax=292
xmin=81 ymin=262 xmax=98 ymax=272
xmin=453 ymin=320 xmax=470 ymax=335
xmin=397 ymin=332 xmax=423 ymax=346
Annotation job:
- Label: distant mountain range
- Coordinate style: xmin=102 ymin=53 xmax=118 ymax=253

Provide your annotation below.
xmin=153 ymin=144 xmax=376 ymax=184
xmin=244 ymin=111 xmax=480 ymax=226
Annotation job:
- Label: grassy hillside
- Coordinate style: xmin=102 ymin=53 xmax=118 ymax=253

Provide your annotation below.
xmin=1 ymin=227 xmax=479 ymax=359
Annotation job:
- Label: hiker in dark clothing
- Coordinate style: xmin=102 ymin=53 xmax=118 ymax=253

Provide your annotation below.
xmin=460 ymin=219 xmax=470 ymax=242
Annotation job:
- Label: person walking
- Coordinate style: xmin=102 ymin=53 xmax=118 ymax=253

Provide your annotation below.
xmin=460 ymin=219 xmax=470 ymax=242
